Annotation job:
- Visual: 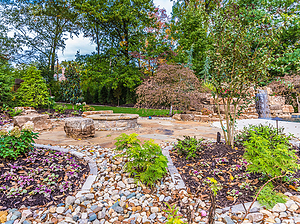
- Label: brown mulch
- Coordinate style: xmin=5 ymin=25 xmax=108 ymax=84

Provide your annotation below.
xmin=170 ymin=143 xmax=300 ymax=208
xmin=0 ymin=148 xmax=89 ymax=209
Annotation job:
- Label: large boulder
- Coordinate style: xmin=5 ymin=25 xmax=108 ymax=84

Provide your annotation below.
xmin=269 ymin=104 xmax=282 ymax=111
xmin=64 ymin=118 xmax=95 ymax=139
xmin=13 ymin=114 xmax=52 ymax=131
xmin=269 ymin=95 xmax=285 ymax=106
xmin=172 ymin=114 xmax=181 ymax=121
xmin=282 ymin=105 xmax=294 ymax=113
xmin=180 ymin=114 xmax=195 ymax=121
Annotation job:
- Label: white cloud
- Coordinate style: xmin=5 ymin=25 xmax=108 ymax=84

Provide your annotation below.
xmin=58 ymin=0 xmax=173 ymax=62
xmin=57 ymin=33 xmax=96 ymax=62
xmin=153 ymin=0 xmax=173 ymax=14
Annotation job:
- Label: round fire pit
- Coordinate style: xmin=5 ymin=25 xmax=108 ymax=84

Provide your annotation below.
xmin=86 ymin=113 xmax=139 ymax=131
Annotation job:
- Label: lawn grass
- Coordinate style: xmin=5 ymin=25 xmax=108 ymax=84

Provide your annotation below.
xmin=59 ymin=103 xmax=180 ymax=117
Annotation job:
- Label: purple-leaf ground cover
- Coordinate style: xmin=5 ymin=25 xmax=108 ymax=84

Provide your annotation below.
xmin=0 ymin=148 xmax=89 ymax=208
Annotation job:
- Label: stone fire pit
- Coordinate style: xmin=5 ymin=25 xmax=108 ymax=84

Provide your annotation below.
xmin=86 ymin=113 xmax=139 ymax=131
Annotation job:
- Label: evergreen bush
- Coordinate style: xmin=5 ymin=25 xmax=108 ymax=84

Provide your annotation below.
xmin=16 ymin=65 xmax=50 ymax=108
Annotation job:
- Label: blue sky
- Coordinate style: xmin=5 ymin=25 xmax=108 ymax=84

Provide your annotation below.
xmin=57 ymin=0 xmax=174 ymax=61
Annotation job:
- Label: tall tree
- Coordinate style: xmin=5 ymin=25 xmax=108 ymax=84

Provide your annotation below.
xmin=234 ymin=0 xmax=300 ymax=78
xmin=72 ymin=0 xmax=106 ymax=55
xmin=0 ymin=24 xmax=19 ymax=60
xmin=208 ymin=1 xmax=279 ymax=146
xmin=74 ymin=0 xmax=158 ymax=104
xmin=2 ymin=0 xmax=79 ymax=72
xmin=170 ymin=0 xmax=221 ymax=79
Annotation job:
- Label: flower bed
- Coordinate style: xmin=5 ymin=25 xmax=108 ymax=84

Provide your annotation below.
xmin=0 ymin=147 xmax=89 ymax=209
xmin=170 ymin=126 xmax=300 ymax=209
xmin=170 ymin=143 xmax=264 ymax=207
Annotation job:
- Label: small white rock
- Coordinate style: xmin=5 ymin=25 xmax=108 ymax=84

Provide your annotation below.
xmin=159 ymin=195 xmax=165 ymax=202
xmin=272 ymin=203 xmax=287 ymax=212
xmin=151 ymin=207 xmax=159 ymax=213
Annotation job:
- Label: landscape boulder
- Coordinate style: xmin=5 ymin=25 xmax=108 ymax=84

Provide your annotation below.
xmin=172 ymin=114 xmax=181 ymax=121
xmin=282 ymin=105 xmax=294 ymax=113
xmin=13 ymin=114 xmax=52 ymax=131
xmin=64 ymin=118 xmax=95 ymax=139
xmin=180 ymin=114 xmax=195 ymax=121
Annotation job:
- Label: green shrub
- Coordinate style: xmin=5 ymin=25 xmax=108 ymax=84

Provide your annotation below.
xmin=238 ymin=124 xmax=299 ymax=177
xmin=16 ymin=65 xmax=50 ymax=108
xmin=54 ymin=104 xmax=67 ymax=114
xmin=114 ymin=133 xmax=168 ymax=186
xmin=0 ymin=123 xmax=38 ymax=160
xmin=174 ymin=136 xmax=204 ymax=159
xmin=256 ymin=183 xmax=288 ymax=209
xmin=0 ymin=60 xmax=15 ymax=107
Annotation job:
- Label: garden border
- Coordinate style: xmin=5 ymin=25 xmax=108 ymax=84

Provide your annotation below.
xmin=162 ymin=146 xmax=186 ymax=190
xmin=33 ymin=144 xmax=97 ymax=198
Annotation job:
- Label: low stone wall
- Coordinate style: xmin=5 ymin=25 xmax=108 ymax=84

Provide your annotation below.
xmin=173 ymin=87 xmax=295 ymax=122
xmin=13 ymin=114 xmax=52 ymax=131
xmin=82 ymin=110 xmax=113 ymax=117
xmin=86 ymin=114 xmax=139 ymax=131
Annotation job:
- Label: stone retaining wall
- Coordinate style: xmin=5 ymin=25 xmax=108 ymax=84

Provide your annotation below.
xmin=173 ymin=87 xmax=295 ymax=122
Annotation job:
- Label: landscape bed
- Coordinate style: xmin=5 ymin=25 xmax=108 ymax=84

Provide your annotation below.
xmin=0 ymin=147 xmax=89 ymax=209
xmin=170 ymin=142 xmax=300 ymax=208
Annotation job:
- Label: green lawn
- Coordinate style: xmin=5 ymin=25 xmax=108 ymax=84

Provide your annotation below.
xmin=60 ymin=103 xmax=180 ymax=117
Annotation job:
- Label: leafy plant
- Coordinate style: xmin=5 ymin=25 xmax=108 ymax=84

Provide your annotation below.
xmin=239 ymin=182 xmax=254 ymax=191
xmin=114 ymin=133 xmax=168 ymax=186
xmin=256 ymin=183 xmax=287 ymax=209
xmin=54 ymin=104 xmax=67 ymax=114
xmin=8 ymin=108 xmax=23 ymax=117
xmin=75 ymin=102 xmax=86 ymax=111
xmin=71 ymin=111 xmax=79 ymax=116
xmin=174 ymin=136 xmax=204 ymax=159
xmin=16 ymin=65 xmax=50 ymax=108
xmin=239 ymin=124 xmax=299 ymax=177
xmin=227 ymin=189 xmax=242 ymax=198
xmin=48 ymin=96 xmax=55 ymax=110
xmin=164 ymin=203 xmax=185 ymax=224
xmin=0 ymin=123 xmax=38 ymax=160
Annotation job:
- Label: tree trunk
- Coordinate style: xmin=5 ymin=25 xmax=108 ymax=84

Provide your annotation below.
xmin=96 ymin=25 xmax=100 ymax=55
xmin=124 ymin=20 xmax=129 ymax=65
xmin=297 ymin=96 xmax=300 ymax=113
xmin=208 ymin=191 xmax=216 ymax=224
